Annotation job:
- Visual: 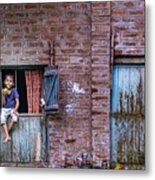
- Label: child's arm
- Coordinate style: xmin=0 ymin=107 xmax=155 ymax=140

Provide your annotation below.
xmin=13 ymin=98 xmax=20 ymax=114
xmin=1 ymin=89 xmax=8 ymax=106
xmin=2 ymin=91 xmax=6 ymax=106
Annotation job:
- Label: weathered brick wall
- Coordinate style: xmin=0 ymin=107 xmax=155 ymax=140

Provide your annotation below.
xmin=43 ymin=2 xmax=92 ymax=168
xmin=0 ymin=4 xmax=49 ymax=65
xmin=111 ymin=0 xmax=145 ymax=57
xmin=91 ymin=1 xmax=111 ymax=167
xmin=0 ymin=2 xmax=93 ymax=168
xmin=0 ymin=1 xmax=145 ymax=168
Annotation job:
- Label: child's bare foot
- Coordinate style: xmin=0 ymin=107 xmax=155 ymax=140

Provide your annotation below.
xmin=4 ymin=136 xmax=11 ymax=143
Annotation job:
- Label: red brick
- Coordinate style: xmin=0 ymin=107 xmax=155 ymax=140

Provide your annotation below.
xmin=25 ymin=3 xmax=37 ymax=9
xmin=92 ymin=2 xmax=110 ymax=9
xmin=21 ymin=19 xmax=37 ymax=25
xmin=92 ymin=8 xmax=110 ymax=16
xmin=31 ymin=11 xmax=45 ymax=17
xmin=1 ymin=50 xmax=12 ymax=55
xmin=41 ymin=3 xmax=55 ymax=9
xmin=6 ymin=20 xmax=19 ymax=25
xmin=128 ymin=10 xmax=144 ymax=15
xmin=112 ymin=9 xmax=126 ymax=16
xmin=13 ymin=42 xmax=22 ymax=47
xmin=124 ymin=1 xmax=135 ymax=8
xmin=92 ymin=16 xmax=110 ymax=24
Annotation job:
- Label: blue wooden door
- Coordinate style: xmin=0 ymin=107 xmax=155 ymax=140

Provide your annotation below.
xmin=111 ymin=65 xmax=145 ymax=167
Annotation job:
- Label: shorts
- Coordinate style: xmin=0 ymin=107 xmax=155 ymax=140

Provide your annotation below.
xmin=0 ymin=108 xmax=18 ymax=125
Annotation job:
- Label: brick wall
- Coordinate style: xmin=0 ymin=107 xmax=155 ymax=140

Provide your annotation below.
xmin=91 ymin=1 xmax=111 ymax=167
xmin=0 ymin=1 xmax=145 ymax=168
xmin=111 ymin=0 xmax=145 ymax=57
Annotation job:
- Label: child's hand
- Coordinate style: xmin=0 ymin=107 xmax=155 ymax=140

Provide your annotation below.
xmin=40 ymin=98 xmax=45 ymax=107
xmin=12 ymin=109 xmax=19 ymax=116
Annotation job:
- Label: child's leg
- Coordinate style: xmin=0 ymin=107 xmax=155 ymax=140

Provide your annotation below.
xmin=9 ymin=109 xmax=18 ymax=132
xmin=1 ymin=108 xmax=11 ymax=142
xmin=8 ymin=121 xmax=15 ymax=132
xmin=2 ymin=124 xmax=11 ymax=142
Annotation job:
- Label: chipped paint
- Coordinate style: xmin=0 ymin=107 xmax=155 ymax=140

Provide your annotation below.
xmin=68 ymin=81 xmax=85 ymax=94
xmin=111 ymin=65 xmax=145 ymax=166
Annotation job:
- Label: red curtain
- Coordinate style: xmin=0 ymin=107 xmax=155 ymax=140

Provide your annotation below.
xmin=25 ymin=70 xmax=43 ymax=113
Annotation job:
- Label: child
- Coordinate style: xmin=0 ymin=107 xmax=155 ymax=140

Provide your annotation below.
xmin=0 ymin=74 xmax=19 ymax=143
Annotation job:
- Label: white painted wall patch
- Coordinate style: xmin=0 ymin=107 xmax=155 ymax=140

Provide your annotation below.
xmin=68 ymin=81 xmax=85 ymax=94
xmin=66 ymin=104 xmax=73 ymax=114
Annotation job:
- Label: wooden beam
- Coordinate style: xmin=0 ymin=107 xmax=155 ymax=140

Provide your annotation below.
xmin=114 ymin=57 xmax=145 ymax=65
xmin=0 ymin=65 xmax=47 ymax=70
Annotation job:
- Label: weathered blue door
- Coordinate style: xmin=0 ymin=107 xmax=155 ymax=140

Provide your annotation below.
xmin=111 ymin=65 xmax=145 ymax=167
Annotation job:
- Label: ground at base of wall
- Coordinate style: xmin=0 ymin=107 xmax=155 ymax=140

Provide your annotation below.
xmin=0 ymin=163 xmax=145 ymax=170
xmin=0 ymin=162 xmax=49 ymax=168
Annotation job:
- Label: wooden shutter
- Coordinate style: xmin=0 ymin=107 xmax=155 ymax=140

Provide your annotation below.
xmin=111 ymin=65 xmax=145 ymax=167
xmin=42 ymin=66 xmax=59 ymax=113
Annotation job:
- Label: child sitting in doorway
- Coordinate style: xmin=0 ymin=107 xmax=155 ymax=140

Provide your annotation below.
xmin=0 ymin=74 xmax=19 ymax=143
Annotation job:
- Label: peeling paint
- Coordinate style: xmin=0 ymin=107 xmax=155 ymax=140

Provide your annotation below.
xmin=111 ymin=66 xmax=145 ymax=166
xmin=68 ymin=81 xmax=85 ymax=94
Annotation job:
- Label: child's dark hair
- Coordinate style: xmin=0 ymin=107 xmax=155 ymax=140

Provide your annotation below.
xmin=4 ymin=74 xmax=14 ymax=82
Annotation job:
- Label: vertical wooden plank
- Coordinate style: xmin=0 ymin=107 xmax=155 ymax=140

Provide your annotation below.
xmin=29 ymin=117 xmax=41 ymax=162
xmin=41 ymin=116 xmax=47 ymax=162
xmin=55 ymin=74 xmax=59 ymax=105
xmin=28 ymin=116 xmax=33 ymax=162
xmin=34 ymin=115 xmax=41 ymax=162
xmin=25 ymin=116 xmax=31 ymax=162
xmin=35 ymin=132 xmax=41 ymax=162
xmin=111 ymin=117 xmax=118 ymax=163
xmin=19 ymin=117 xmax=29 ymax=162
xmin=0 ymin=126 xmax=12 ymax=162
xmin=12 ymin=120 xmax=20 ymax=162
xmin=112 ymin=66 xmax=119 ymax=113
xmin=52 ymin=75 xmax=57 ymax=105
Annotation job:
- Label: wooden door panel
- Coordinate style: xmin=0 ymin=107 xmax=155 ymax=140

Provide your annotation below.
xmin=111 ymin=65 xmax=145 ymax=166
xmin=0 ymin=116 xmax=47 ymax=163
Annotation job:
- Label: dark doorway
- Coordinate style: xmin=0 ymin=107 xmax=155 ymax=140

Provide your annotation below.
xmin=17 ymin=70 xmax=28 ymax=113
